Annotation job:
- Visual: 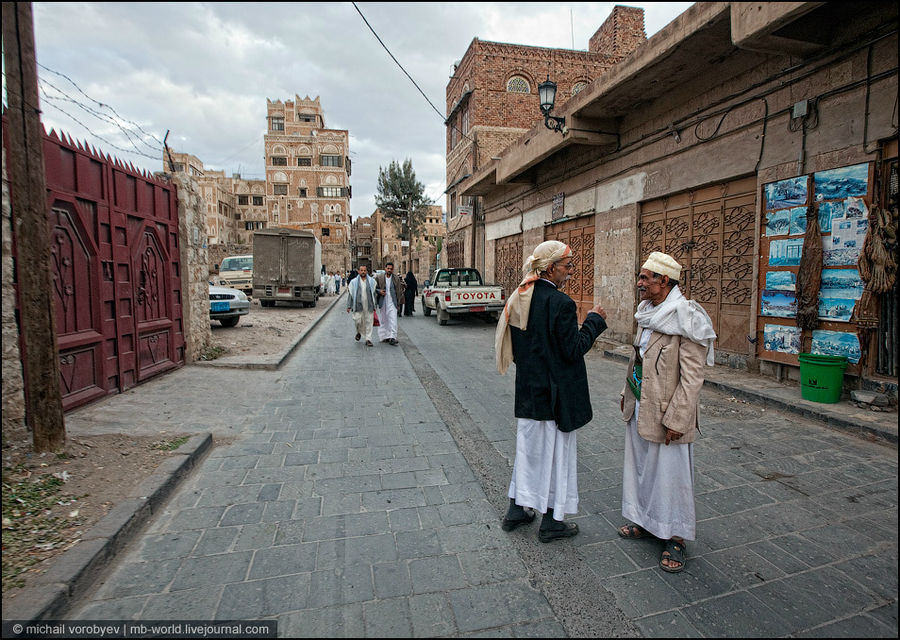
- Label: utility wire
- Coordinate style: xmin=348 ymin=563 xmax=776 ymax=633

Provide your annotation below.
xmin=351 ymin=2 xmax=445 ymax=122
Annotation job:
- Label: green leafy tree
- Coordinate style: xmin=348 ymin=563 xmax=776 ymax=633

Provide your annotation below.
xmin=374 ymin=159 xmax=433 ymax=245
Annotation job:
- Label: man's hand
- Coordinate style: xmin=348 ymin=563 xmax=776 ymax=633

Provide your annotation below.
xmin=589 ymin=303 xmax=607 ymax=320
xmin=664 ymin=428 xmax=683 ymax=445
xmin=620 ymin=396 xmax=624 ymax=412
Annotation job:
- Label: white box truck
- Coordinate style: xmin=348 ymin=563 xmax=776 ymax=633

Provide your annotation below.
xmin=252 ymin=228 xmax=322 ymax=307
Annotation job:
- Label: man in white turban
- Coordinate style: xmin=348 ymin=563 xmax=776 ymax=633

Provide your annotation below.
xmin=616 ymin=251 xmax=716 ymax=573
xmin=495 ymin=240 xmax=607 ymax=542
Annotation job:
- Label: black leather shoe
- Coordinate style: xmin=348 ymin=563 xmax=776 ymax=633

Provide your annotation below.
xmin=355 ymin=333 xmax=361 ymax=341
xmin=538 ymin=521 xmax=579 ymax=542
xmin=365 ymin=340 xmax=373 ymax=347
xmin=502 ymin=509 xmax=535 ymax=531
xmin=390 ymin=338 xmax=398 ymax=345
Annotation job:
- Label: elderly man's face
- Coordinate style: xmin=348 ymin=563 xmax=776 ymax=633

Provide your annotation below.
xmin=637 ymin=269 xmax=668 ymax=303
xmin=548 ymin=257 xmax=575 ymax=289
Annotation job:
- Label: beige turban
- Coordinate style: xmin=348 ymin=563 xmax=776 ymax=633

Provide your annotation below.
xmin=641 ymin=251 xmax=682 ymax=281
xmin=494 ymin=240 xmax=572 ymax=375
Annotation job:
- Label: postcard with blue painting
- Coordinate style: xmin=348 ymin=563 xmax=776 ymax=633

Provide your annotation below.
xmin=789 ymin=207 xmax=808 ymax=235
xmin=765 ymin=209 xmax=791 ymax=236
xmin=820 ymin=269 xmax=863 ymax=300
xmin=764 ymin=324 xmax=801 ymax=355
xmin=818 ymin=298 xmax=855 ymax=322
xmin=765 ymin=176 xmax=808 ymax=210
xmin=761 ymin=290 xmax=797 ymax=318
xmin=812 ymin=330 xmax=861 ymax=363
xmin=765 ymin=271 xmax=796 ymax=291
xmin=769 ymin=238 xmax=804 ymax=266
xmin=817 ymin=200 xmax=843 ymax=233
xmin=814 ymin=163 xmax=869 ymax=201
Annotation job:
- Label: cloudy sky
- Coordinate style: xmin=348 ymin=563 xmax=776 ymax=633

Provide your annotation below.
xmin=24 ymin=2 xmax=692 ymax=218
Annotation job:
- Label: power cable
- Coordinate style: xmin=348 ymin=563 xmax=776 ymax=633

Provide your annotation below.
xmin=351 ymin=2 xmax=476 ymax=148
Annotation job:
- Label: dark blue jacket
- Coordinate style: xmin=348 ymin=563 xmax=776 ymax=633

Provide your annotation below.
xmin=511 ymin=279 xmax=607 ymax=432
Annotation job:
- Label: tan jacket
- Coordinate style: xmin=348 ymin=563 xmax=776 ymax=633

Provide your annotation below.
xmin=620 ymin=331 xmax=706 ymax=444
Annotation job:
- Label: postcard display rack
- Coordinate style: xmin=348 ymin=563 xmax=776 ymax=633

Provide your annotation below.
xmin=758 ymin=161 xmax=873 ymax=374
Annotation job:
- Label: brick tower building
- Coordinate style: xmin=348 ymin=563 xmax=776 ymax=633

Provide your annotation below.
xmin=444 ymin=5 xmax=646 ymax=270
xmin=265 ymin=96 xmax=352 ymax=273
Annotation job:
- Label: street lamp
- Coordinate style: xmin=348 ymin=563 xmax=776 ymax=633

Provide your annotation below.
xmin=538 ymin=77 xmax=566 ymax=134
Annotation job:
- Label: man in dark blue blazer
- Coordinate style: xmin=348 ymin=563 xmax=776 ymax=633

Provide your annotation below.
xmin=495 ymin=240 xmax=607 ymax=542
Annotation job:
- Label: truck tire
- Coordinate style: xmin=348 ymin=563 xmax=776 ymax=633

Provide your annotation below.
xmin=219 ymin=316 xmax=240 ymax=327
xmin=437 ymin=306 xmax=449 ymax=326
xmin=260 ymin=299 xmax=275 ymax=307
xmin=423 ymin=298 xmax=431 ymax=316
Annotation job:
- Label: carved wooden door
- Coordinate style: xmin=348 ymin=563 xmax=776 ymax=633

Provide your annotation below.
xmin=640 ymin=176 xmax=756 ymax=359
xmin=548 ymin=217 xmax=596 ymax=324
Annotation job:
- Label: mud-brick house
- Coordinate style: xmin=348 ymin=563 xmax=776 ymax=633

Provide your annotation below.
xmin=453 ymin=2 xmax=898 ymax=393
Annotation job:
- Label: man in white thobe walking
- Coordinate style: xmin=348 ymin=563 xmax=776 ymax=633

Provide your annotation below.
xmin=375 ymin=262 xmax=404 ymax=346
xmin=346 ymin=264 xmax=377 ymax=347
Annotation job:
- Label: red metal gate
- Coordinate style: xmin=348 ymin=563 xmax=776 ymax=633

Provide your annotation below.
xmin=13 ymin=127 xmax=184 ymax=411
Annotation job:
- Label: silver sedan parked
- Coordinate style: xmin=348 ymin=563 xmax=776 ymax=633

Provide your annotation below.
xmin=209 ymin=284 xmax=250 ymax=327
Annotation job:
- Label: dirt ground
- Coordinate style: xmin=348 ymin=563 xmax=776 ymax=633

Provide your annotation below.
xmin=1 ymin=294 xmax=338 ymax=601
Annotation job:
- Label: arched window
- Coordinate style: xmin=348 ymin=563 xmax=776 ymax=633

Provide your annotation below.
xmin=572 ymin=82 xmax=588 ymax=96
xmin=506 ymin=76 xmax=530 ymax=94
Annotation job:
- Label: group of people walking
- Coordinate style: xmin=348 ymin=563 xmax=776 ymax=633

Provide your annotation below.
xmin=495 ymin=241 xmax=715 ymax=574
xmin=345 ymin=262 xmax=418 ymax=347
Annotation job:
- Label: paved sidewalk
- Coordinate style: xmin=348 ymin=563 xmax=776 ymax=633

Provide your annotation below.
xmin=64 ymin=302 xmax=626 ymax=635
xmin=53 ymin=303 xmax=898 ymax=637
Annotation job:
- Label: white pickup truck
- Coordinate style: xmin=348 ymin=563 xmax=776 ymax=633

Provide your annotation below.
xmin=421 ymin=268 xmax=505 ymax=325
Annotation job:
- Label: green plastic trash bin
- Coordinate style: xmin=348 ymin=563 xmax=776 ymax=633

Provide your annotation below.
xmin=798 ymin=353 xmax=847 ymax=403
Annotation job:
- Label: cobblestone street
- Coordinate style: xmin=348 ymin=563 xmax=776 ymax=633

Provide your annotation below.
xmin=58 ymin=303 xmax=897 ymax=637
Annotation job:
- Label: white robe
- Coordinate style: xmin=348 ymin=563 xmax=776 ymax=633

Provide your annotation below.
xmin=621 ymin=328 xmax=696 ymax=541
xmin=378 ymin=276 xmax=399 ymax=341
xmin=508 ymin=418 xmax=578 ymax=520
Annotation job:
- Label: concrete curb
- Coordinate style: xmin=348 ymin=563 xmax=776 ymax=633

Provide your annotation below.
xmin=198 ymin=290 xmax=346 ymax=371
xmin=603 ymin=348 xmax=897 ymax=446
xmin=3 ymin=433 xmax=213 ymax=622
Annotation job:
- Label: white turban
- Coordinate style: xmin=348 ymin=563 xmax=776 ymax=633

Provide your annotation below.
xmin=494 ymin=240 xmax=572 ymax=374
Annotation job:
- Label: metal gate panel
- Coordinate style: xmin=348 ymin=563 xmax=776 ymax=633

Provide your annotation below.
xmin=640 ymin=177 xmax=756 ymax=358
xmin=32 ymin=128 xmax=184 ymax=411
xmin=548 ymin=217 xmax=595 ymax=324
xmin=495 ymin=234 xmax=523 ymax=303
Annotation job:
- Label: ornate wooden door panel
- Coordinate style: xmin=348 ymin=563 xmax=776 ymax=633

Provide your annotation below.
xmin=548 ymin=217 xmax=596 ymax=324
xmin=495 ymin=234 xmax=523 ymax=302
xmin=49 ymin=201 xmax=106 ymax=407
xmin=639 ymin=177 xmax=756 ymax=358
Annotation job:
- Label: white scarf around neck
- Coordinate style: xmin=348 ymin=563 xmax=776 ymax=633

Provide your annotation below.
xmin=634 ymin=285 xmax=717 ymax=366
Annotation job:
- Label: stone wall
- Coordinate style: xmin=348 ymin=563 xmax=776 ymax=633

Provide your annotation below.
xmin=1 ymin=147 xmax=26 ymax=443
xmin=170 ymin=173 xmax=212 ymax=363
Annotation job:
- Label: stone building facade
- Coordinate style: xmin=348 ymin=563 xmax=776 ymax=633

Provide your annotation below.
xmin=168 ymin=96 xmax=352 ymax=276
xmin=363 ymin=205 xmax=446 ymax=282
xmin=444 ymin=5 xmax=646 ymax=271
xmin=458 ymin=1 xmax=899 ymax=393
xmin=265 ymin=96 xmax=351 ymax=274
xmin=351 ymin=216 xmax=374 ymax=271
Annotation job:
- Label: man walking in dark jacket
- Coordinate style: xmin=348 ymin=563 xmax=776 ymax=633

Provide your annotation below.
xmin=495 ymin=240 xmax=607 ymax=542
